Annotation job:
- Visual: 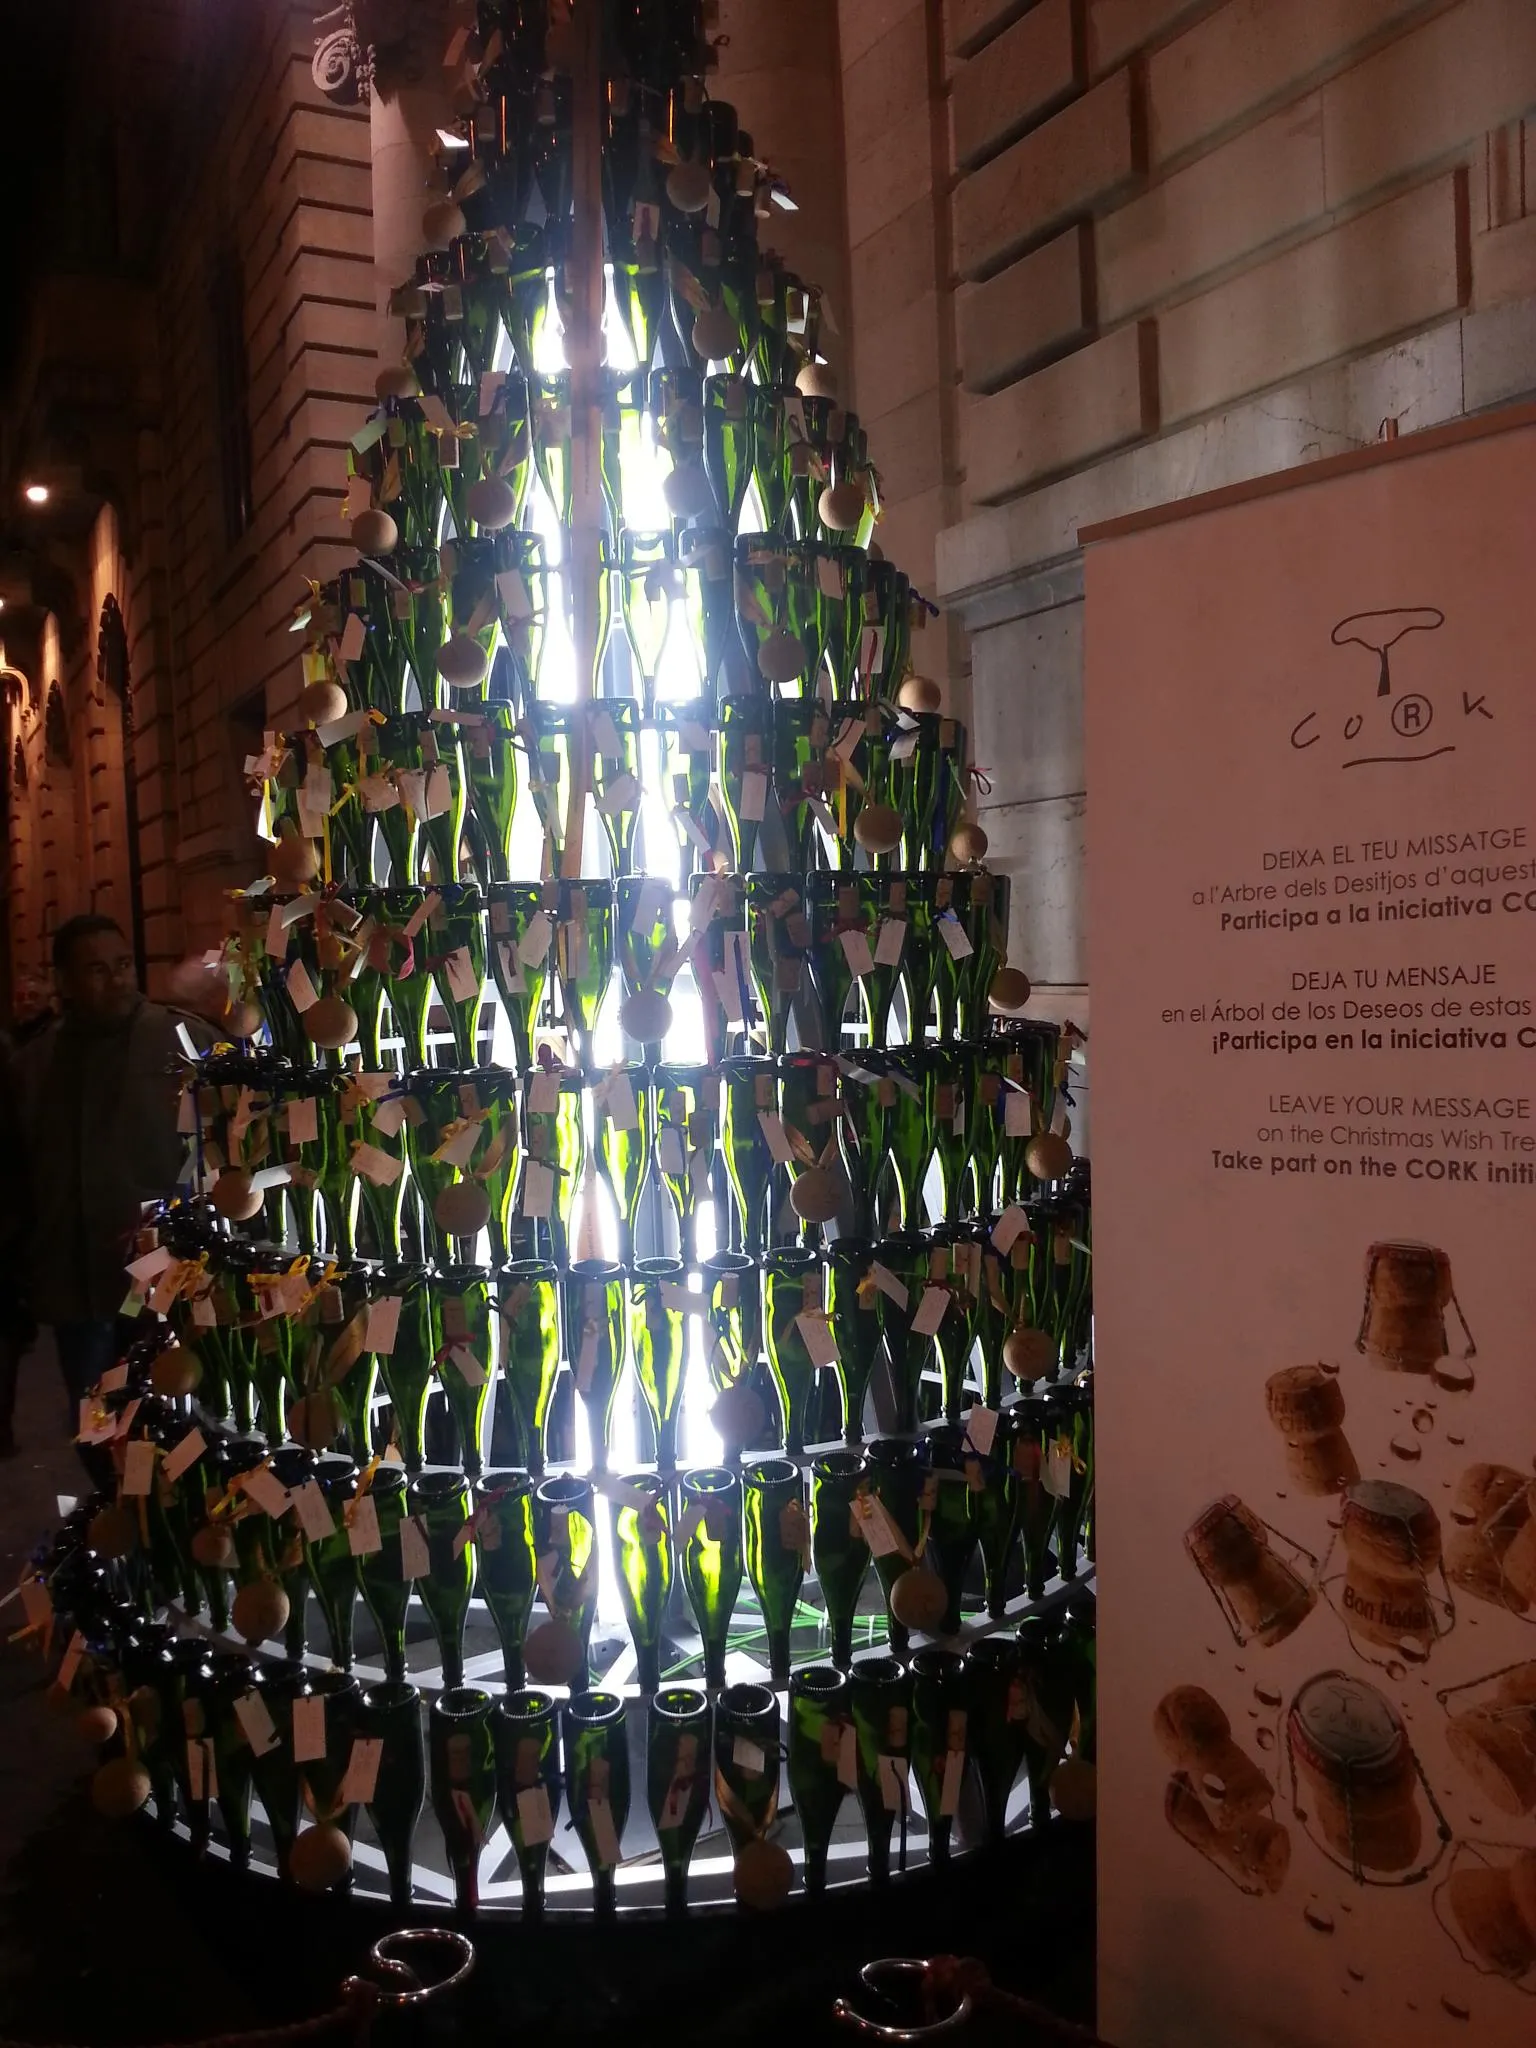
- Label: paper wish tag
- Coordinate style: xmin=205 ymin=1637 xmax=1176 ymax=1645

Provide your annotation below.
xmin=286 ymin=960 xmax=320 ymax=1012
xmin=603 ymin=1070 xmax=640 ymax=1131
xmin=527 ymin=1069 xmax=561 ymax=1115
xmin=756 ymin=1109 xmax=796 ymax=1166
xmin=732 ymin=1735 xmax=766 ymax=1777
xmin=937 ymin=916 xmax=974 ymax=960
xmin=56 ymin=1632 xmax=87 ymax=1693
xmin=1043 ymin=1437 xmax=1074 ymax=1500
xmin=121 ymin=1438 xmax=157 ymax=1497
xmin=739 ymin=768 xmax=768 ymax=822
xmin=869 ymin=1262 xmax=908 ymax=1311
xmin=965 ymin=1406 xmax=999 ymax=1458
xmin=339 ymin=1737 xmax=384 ymax=1806
xmin=1004 ymin=1090 xmax=1033 ymax=1138
xmin=444 ymin=1343 xmax=487 ymax=1389
xmin=656 ymin=1124 xmax=686 ymax=1175
xmin=162 ymin=1428 xmax=207 ymax=1483
xmin=516 ymin=1784 xmax=554 ymax=1845
xmin=285 ymin=1095 xmax=319 ymax=1146
xmin=521 ymin=1160 xmax=555 ymax=1218
xmin=911 ymin=1285 xmax=950 ymax=1337
xmin=241 ymin=1463 xmax=292 ymax=1518
xmin=794 ymin=1309 xmax=839 ymax=1369
xmin=364 ymin=1295 xmax=403 ymax=1354
xmin=839 ymin=928 xmax=876 ymax=979
xmin=991 ymin=1205 xmax=1030 ymax=1254
xmin=234 ymin=1691 xmax=280 ymax=1756
xmin=855 ymin=1493 xmax=906 ymax=1559
xmin=874 ymin=918 xmax=906 ymax=967
xmin=442 ymin=946 xmax=481 ymax=1002
xmin=291 ymin=1692 xmax=327 ymax=1764
xmin=399 ymin=1513 xmax=431 ymax=1580
xmin=347 ymin=1493 xmax=383 ymax=1558
xmin=940 ymin=1746 xmax=965 ymax=1817
xmin=290 ymin=1480 xmax=336 ymax=1542
xmin=588 ymin=1796 xmax=622 ymax=1868
xmin=837 ymin=1721 xmax=859 ymax=1791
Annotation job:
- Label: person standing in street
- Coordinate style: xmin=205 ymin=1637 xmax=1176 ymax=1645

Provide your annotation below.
xmin=5 ymin=916 xmax=190 ymax=1458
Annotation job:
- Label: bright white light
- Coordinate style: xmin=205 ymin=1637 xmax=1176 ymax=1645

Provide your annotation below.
xmin=23 ymin=484 xmax=48 ymax=505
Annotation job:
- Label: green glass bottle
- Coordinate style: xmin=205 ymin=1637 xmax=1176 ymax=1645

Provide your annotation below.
xmin=969 ymin=1420 xmax=1020 ymax=1620
xmin=552 ymin=879 xmax=614 ymax=1067
xmin=246 ymin=1660 xmax=307 ymax=1883
xmin=741 ymin=1456 xmax=806 ymax=1686
xmin=717 ymin=692 xmax=772 ymax=870
xmin=297 ymin=1669 xmax=362 ymax=1840
xmin=720 ymin=1054 xmax=775 ymax=1257
xmin=745 ymin=875 xmax=812 ymax=1058
xmin=1017 ymin=1615 xmax=1075 ymax=1825
xmin=864 ymin=1436 xmax=929 ymax=1657
xmin=472 ymin=1470 xmax=537 ymax=1689
xmin=909 ymin=1647 xmax=967 ymax=1864
xmin=356 ymin=1466 xmax=411 ymax=1683
xmin=762 ymin=1246 xmax=822 ymax=1456
xmin=870 ymin=1233 xmax=933 ymax=1436
xmin=963 ymin=1635 xmax=1028 ymax=1844
xmin=849 ymin=1654 xmax=913 ymax=1884
xmin=533 ymin=1474 xmax=599 ymax=1693
xmin=268 ymin=1444 xmax=317 ymax=1661
xmin=208 ymin=1651 xmax=258 ymax=1871
xmin=611 ymin=1471 xmax=673 ymax=1693
xmin=806 ymin=874 xmax=858 ymax=1051
xmin=429 ymin=1687 xmax=497 ymax=1915
xmin=700 ymin=1251 xmax=764 ymax=1446
xmin=562 ymin=1259 xmax=626 ymax=1473
xmin=678 ymin=1466 xmax=743 ymax=1689
xmin=925 ymin=1048 xmax=973 ymax=1223
xmin=594 ymin=1056 xmax=649 ymax=1262
xmin=494 ymin=1259 xmax=561 ymax=1474
xmin=810 ymin=1449 xmax=872 ymax=1669
xmin=360 ymin=1680 xmax=424 ymax=1909
xmin=786 ymin=1664 xmax=851 ymax=1896
xmin=428 ymin=1265 xmax=493 ymax=1477
xmin=1044 ymin=1380 xmax=1092 ymax=1583
xmin=563 ymin=1690 xmax=631 ymax=1918
xmin=486 ymin=881 xmax=553 ymax=1073
xmin=406 ymin=1470 xmax=474 ymax=1688
xmin=646 ymin=1685 xmax=712 ymax=1918
xmin=176 ymin=1645 xmax=220 ymax=1855
xmin=426 ymin=882 xmax=486 ymax=1065
xmin=838 ymin=1054 xmax=897 ymax=1240
xmin=371 ymin=1264 xmax=433 ymax=1474
xmin=1054 ymin=1587 xmax=1097 ymax=1766
xmin=925 ymin=1423 xmax=979 ymax=1635
xmin=493 ymin=1687 xmax=563 ymax=1923
xmin=628 ymin=1258 xmax=687 ymax=1472
xmin=826 ymin=1238 xmax=881 ymax=1443
xmin=713 ymin=1681 xmax=780 ymax=1853
xmin=651 ymin=1064 xmax=719 ymax=1267
xmin=461 ymin=701 xmax=519 ymax=884
xmin=1009 ymin=1394 xmax=1057 ymax=1600
xmin=305 ymin=1453 xmax=360 ymax=1670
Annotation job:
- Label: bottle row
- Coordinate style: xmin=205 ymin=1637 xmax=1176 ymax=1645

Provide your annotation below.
xmin=45 ymin=1541 xmax=1095 ymax=1914
xmin=236 ymin=871 xmax=1028 ymax=1074
xmin=262 ymin=693 xmax=971 ymax=893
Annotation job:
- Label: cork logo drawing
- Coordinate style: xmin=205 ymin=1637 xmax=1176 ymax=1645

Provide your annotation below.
xmin=1289 ymin=605 xmax=1495 ymax=768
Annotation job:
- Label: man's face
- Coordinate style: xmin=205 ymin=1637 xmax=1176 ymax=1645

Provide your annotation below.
xmin=58 ymin=930 xmax=138 ymax=1021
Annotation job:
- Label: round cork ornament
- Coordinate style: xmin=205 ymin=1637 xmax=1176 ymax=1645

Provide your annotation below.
xmin=350 ymin=508 xmax=399 ymax=556
xmin=232 ymin=1578 xmax=290 ymax=1647
xmin=223 ymin=1000 xmax=264 ymax=1040
xmin=666 ymin=159 xmax=714 ymax=214
xmin=522 ymin=1619 xmax=586 ymax=1687
xmin=1004 ymin=1325 xmax=1057 ymax=1381
xmin=692 ymin=304 xmax=739 ymax=362
xmin=663 ymin=461 xmax=713 ymax=519
xmin=988 ymin=966 xmax=1032 ymax=1016
xmin=151 ymin=1346 xmax=201 ymax=1399
xmin=269 ymin=827 xmax=320 ymax=889
xmin=285 ymin=1390 xmax=342 ymax=1451
xmin=620 ymin=988 xmax=673 ymax=1043
xmin=757 ymin=627 xmax=804 ymax=685
xmin=374 ymin=364 xmax=420 ymax=403
xmin=291 ymin=1823 xmax=353 ymax=1892
xmin=192 ymin=1525 xmax=237 ymax=1572
xmin=88 ymin=1504 xmax=137 ymax=1559
xmin=76 ymin=1704 xmax=119 ymax=1745
xmin=853 ymin=803 xmax=904 ymax=855
xmin=950 ymin=821 xmax=989 ymax=864
xmin=304 ymin=997 xmax=358 ymax=1051
xmin=733 ymin=1837 xmax=794 ymax=1912
xmin=422 ymin=199 xmax=467 ymax=246
xmin=1051 ymin=1756 xmax=1097 ymax=1822
xmin=818 ymin=480 xmax=867 ymax=532
xmin=437 ymin=633 xmax=490 ymax=690
xmin=466 ymin=475 xmax=518 ymax=530
xmin=889 ymin=1565 xmax=949 ymax=1633
xmin=796 ymin=361 xmax=839 ymax=400
xmin=299 ymin=679 xmax=349 ymax=726
xmin=1026 ymin=1131 xmax=1074 ymax=1183
xmin=710 ymin=1382 xmax=767 ymax=1450
xmin=91 ymin=1759 xmax=151 ymax=1821
xmin=212 ymin=1170 xmax=264 ymax=1222
xmin=435 ymin=1180 xmax=493 ymax=1240
xmin=897 ymin=674 xmax=943 ymax=715
xmin=789 ymin=1166 xmax=841 ymax=1225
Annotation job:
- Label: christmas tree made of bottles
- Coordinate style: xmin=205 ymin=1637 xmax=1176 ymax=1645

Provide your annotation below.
xmin=37 ymin=0 xmax=1095 ymax=1919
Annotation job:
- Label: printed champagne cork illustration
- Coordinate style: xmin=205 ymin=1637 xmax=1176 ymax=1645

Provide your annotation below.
xmin=1445 ymin=1662 xmax=1536 ymax=1815
xmin=1286 ymin=1671 xmax=1432 ymax=1878
xmin=1264 ymin=1365 xmax=1358 ymax=1494
xmin=1337 ymin=1480 xmax=1449 ymax=1659
xmin=1446 ymin=1465 xmax=1533 ymax=1613
xmin=1444 ymin=1850 xmax=1536 ymax=1979
xmin=1355 ymin=1240 xmax=1475 ymax=1379
xmin=1185 ymin=1495 xmax=1316 ymax=1647
xmin=1155 ymin=1685 xmax=1289 ymax=1894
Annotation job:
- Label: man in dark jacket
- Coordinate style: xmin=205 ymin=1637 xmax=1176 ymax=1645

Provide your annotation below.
xmin=7 ymin=916 xmax=189 ymax=1439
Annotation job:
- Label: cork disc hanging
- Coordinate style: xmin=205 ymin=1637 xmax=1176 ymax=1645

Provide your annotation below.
xmin=818 ymin=480 xmax=867 ymax=532
xmin=789 ymin=1166 xmax=841 ymax=1225
xmin=286 ymin=1389 xmax=343 ymax=1450
xmin=889 ymin=1564 xmax=949 ymax=1633
xmin=212 ymin=1169 xmax=264 ymax=1222
xmin=88 ymin=1503 xmax=137 ymax=1559
xmin=435 ymin=1180 xmax=493 ymax=1240
xmin=757 ymin=627 xmax=803 ymax=685
xmin=692 ymin=304 xmax=739 ymax=362
xmin=350 ymin=508 xmax=399 ymax=556
xmin=466 ymin=475 xmax=518 ymax=530
xmin=733 ymin=1837 xmax=795 ymax=1911
xmin=1051 ymin=1756 xmax=1097 ymax=1822
xmin=269 ymin=827 xmax=320 ymax=890
xmin=666 ymin=159 xmax=714 ymax=213
xmin=522 ymin=1618 xmax=585 ymax=1686
xmin=291 ymin=1823 xmax=354 ymax=1892
xmin=91 ymin=1759 xmax=152 ymax=1820
xmin=796 ymin=361 xmax=838 ymax=400
xmin=853 ymin=803 xmax=904 ymax=855
xmin=898 ymin=674 xmax=943 ymax=715
xmin=232 ymin=1578 xmax=290 ymax=1647
xmin=988 ymin=967 xmax=1032 ymax=1016
xmin=710 ymin=1382 xmax=767 ymax=1450
xmin=151 ymin=1345 xmax=201 ymax=1398
xmin=304 ymin=997 xmax=359 ymax=1051
xmin=1003 ymin=1325 xmax=1056 ymax=1382
xmin=192 ymin=1525 xmax=237 ymax=1572
xmin=422 ymin=199 xmax=467 ymax=246
xmin=375 ymin=364 xmax=419 ymax=403
xmin=437 ymin=633 xmax=491 ymax=690
xmin=620 ymin=988 xmax=673 ymax=1043
xmin=1026 ymin=1131 xmax=1074 ymax=1182
xmin=76 ymin=1704 xmax=119 ymax=1745
xmin=950 ymin=821 xmax=988 ymax=864
xmin=663 ymin=461 xmax=713 ymax=519
xmin=299 ymin=679 xmax=349 ymax=726
xmin=223 ymin=1000 xmax=265 ymax=1039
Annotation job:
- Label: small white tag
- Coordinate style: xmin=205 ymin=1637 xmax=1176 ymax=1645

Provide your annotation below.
xmin=56 ymin=1632 xmax=86 ymax=1692
xmin=338 ymin=612 xmax=367 ymax=664
xmin=495 ymin=568 xmax=533 ymax=620
xmin=937 ymin=917 xmax=974 ymax=960
xmin=121 ymin=1438 xmax=156 ymax=1496
xmin=371 ymin=1096 xmax=408 ymax=1139
xmin=364 ymin=1295 xmax=403 ymax=1354
xmin=351 ymin=1142 xmax=404 ymax=1186
xmin=991 ymin=1206 xmax=1029 ymax=1254
xmin=874 ymin=918 xmax=906 ymax=967
xmin=347 ymin=1494 xmax=383 ymax=1557
xmin=603 ymin=1071 xmax=640 ymax=1131
xmin=657 ymin=1125 xmax=686 ymax=1175
xmin=291 ymin=1693 xmax=327 ymax=1763
xmin=588 ymin=1795 xmax=622 ymax=1868
xmin=1044 ymin=1438 xmax=1074 ymax=1500
xmin=795 ymin=1310 xmax=839 ymax=1368
xmin=757 ymin=1110 xmax=796 ymax=1165
xmin=242 ymin=1465 xmax=292 ymax=1518
xmin=285 ymin=1096 xmax=319 ymax=1146
xmin=857 ymin=1495 xmax=906 ymax=1560
xmin=940 ymin=1746 xmax=965 ymax=1817
xmin=522 ymin=1160 xmax=554 ymax=1218
xmin=446 ymin=1344 xmax=487 ymax=1389
xmin=162 ymin=1428 xmax=207 ymax=1483
xmin=339 ymin=1736 xmax=383 ymax=1805
xmin=286 ymin=959 xmax=320 ymax=1012
xmin=99 ymin=1362 xmax=129 ymax=1393
xmin=516 ymin=1784 xmax=554 ymax=1845
xmin=527 ymin=1069 xmax=561 ymax=1114
xmin=870 ymin=1263 xmax=909 ymax=1311
xmin=661 ymin=1281 xmax=705 ymax=1315
xmin=400 ymin=1514 xmax=430 ymax=1580
xmin=839 ymin=929 xmax=876 ymax=979
xmin=443 ymin=946 xmax=480 ymax=1003
xmin=576 ymin=1323 xmax=600 ymax=1394
xmin=1004 ymin=1091 xmax=1033 ymax=1138
xmin=739 ymin=768 xmax=768 ymax=822
xmin=732 ymin=1735 xmax=766 ymax=1777
xmin=912 ymin=1286 xmax=949 ymax=1337
xmin=291 ymin=1480 xmax=337 ymax=1542
xmin=597 ymin=770 xmax=640 ymax=816
xmin=966 ymin=1406 xmax=999 ymax=1457
xmin=234 ymin=1691 xmax=280 ymax=1756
